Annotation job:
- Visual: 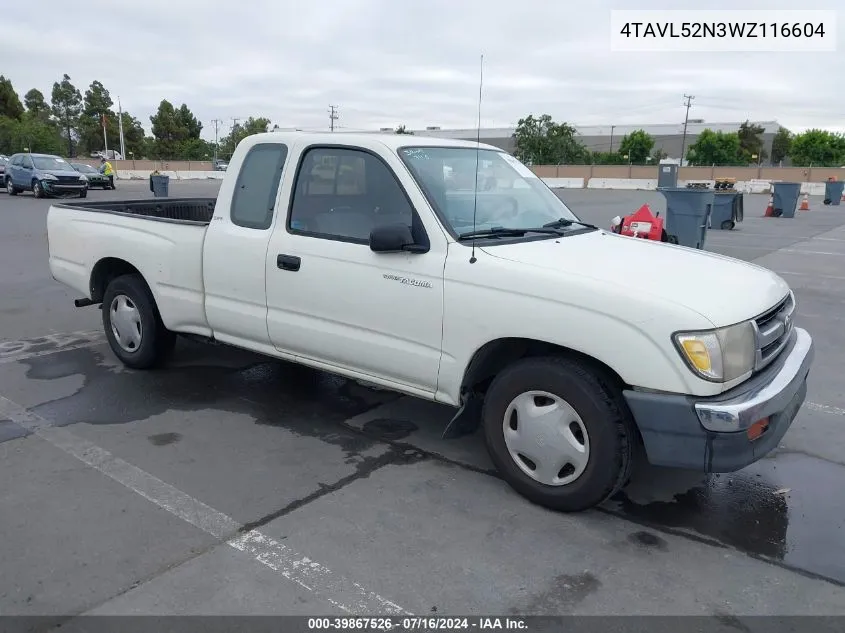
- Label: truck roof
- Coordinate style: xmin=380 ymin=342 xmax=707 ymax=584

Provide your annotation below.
xmin=245 ymin=131 xmax=504 ymax=152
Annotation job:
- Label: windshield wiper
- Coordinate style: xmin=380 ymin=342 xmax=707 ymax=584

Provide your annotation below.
xmin=542 ymin=218 xmax=600 ymax=230
xmin=457 ymin=226 xmax=565 ymax=241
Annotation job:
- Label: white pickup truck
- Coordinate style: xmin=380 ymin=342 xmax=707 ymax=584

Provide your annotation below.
xmin=47 ymin=132 xmax=814 ymax=511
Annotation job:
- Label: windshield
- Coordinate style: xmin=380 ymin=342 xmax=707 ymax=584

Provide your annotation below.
xmin=398 ymin=146 xmax=579 ymax=239
xmin=32 ymin=156 xmax=72 ymax=170
xmin=72 ymin=163 xmax=97 ymax=173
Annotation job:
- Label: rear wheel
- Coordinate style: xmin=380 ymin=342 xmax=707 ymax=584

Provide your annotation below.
xmin=720 ymin=220 xmax=735 ymax=230
xmin=102 ymin=274 xmax=177 ymax=369
xmin=482 ymin=356 xmax=634 ymax=512
xmin=7 ymin=178 xmax=17 ymax=195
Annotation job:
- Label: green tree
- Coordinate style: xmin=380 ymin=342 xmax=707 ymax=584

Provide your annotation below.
xmin=218 ymin=116 xmax=271 ymax=158
xmin=0 ymin=113 xmax=64 ymax=155
xmin=770 ymin=127 xmax=792 ymax=165
xmin=24 ymin=89 xmax=50 ymax=121
xmin=119 ymin=112 xmax=147 ymax=159
xmin=685 ymin=129 xmax=742 ymax=166
xmin=591 ymin=151 xmax=627 ymax=165
xmin=0 ymin=76 xmax=25 ymax=120
xmin=176 ymin=104 xmax=202 ymax=139
xmin=513 ymin=114 xmax=588 ymax=165
xmin=789 ymin=129 xmax=845 ymax=167
xmin=617 ymin=129 xmax=654 ymax=164
xmin=79 ymin=80 xmax=117 ymax=155
xmin=737 ymin=120 xmax=767 ymax=164
xmin=395 ymin=124 xmax=413 ymax=134
xmin=651 ymin=147 xmax=669 ymax=162
xmin=50 ymin=74 xmax=83 ymax=157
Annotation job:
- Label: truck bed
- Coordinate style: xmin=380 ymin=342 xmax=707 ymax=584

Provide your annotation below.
xmin=48 ymin=197 xmax=217 ymax=336
xmin=53 ymin=198 xmax=216 ymax=225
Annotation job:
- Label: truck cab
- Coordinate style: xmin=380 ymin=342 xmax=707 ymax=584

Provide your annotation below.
xmin=46 ymin=132 xmax=814 ymax=512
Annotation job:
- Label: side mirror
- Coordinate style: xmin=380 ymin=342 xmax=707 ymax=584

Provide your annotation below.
xmin=370 ymin=223 xmax=424 ymax=253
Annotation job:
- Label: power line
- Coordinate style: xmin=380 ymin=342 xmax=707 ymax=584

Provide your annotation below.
xmin=328 ymin=105 xmax=339 ymax=132
xmin=680 ymin=94 xmax=695 ymax=165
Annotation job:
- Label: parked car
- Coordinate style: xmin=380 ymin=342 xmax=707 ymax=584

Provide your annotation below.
xmin=0 ymin=156 xmax=7 ymax=188
xmin=71 ymin=162 xmax=111 ymax=189
xmin=213 ymin=159 xmax=228 ymax=171
xmin=46 ymin=132 xmax=813 ymax=512
xmin=6 ymin=153 xmax=87 ymax=198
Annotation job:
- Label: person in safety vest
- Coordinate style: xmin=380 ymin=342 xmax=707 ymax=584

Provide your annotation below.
xmin=99 ymin=157 xmax=115 ymax=189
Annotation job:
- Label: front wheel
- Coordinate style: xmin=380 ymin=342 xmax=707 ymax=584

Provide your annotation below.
xmin=482 ymin=356 xmax=635 ymax=512
xmin=79 ymin=188 xmax=88 ymax=198
xmin=102 ymin=274 xmax=177 ymax=369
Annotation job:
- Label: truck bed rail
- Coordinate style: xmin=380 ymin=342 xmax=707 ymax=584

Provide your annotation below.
xmin=53 ymin=198 xmax=216 ymax=225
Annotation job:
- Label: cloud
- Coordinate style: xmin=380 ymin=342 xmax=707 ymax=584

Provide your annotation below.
xmin=1 ymin=0 xmax=842 ymax=139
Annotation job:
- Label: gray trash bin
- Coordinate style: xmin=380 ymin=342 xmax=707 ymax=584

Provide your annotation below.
xmin=658 ymin=187 xmax=714 ymax=249
xmin=710 ymin=191 xmax=743 ymax=230
xmin=150 ymin=174 xmax=170 ymax=198
xmin=823 ymin=181 xmax=844 ymax=206
xmin=772 ymin=182 xmax=800 ymax=218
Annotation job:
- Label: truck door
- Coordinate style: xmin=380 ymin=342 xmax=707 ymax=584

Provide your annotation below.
xmin=202 ymin=141 xmax=289 ymax=352
xmin=265 ymin=144 xmax=447 ymax=396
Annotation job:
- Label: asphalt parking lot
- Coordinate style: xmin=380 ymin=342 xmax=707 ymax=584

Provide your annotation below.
xmin=1 ymin=179 xmax=845 ymax=621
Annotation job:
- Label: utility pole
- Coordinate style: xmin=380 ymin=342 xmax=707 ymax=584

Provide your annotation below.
xmin=328 ymin=105 xmax=338 ymax=132
xmin=211 ymin=118 xmax=223 ymax=163
xmin=679 ymin=94 xmax=694 ymax=166
xmin=117 ymin=97 xmax=126 ymax=160
xmin=609 ymin=125 xmax=615 ymax=152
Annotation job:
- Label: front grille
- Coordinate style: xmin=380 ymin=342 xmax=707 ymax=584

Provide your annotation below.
xmin=56 ymin=176 xmax=83 ymax=184
xmin=752 ymin=292 xmax=795 ymax=371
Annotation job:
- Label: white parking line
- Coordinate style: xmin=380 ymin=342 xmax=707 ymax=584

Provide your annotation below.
xmin=806 ymin=402 xmax=845 ymax=417
xmin=0 ymin=330 xmax=105 ymax=365
xmin=0 ymin=394 xmax=411 ymax=616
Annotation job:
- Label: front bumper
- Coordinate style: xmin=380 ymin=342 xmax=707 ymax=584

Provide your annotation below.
xmin=43 ymin=180 xmax=87 ymax=196
xmin=623 ymin=327 xmax=813 ymax=472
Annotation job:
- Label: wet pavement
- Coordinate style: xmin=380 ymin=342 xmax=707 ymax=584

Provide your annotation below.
xmin=1 ymin=180 xmax=844 ymax=618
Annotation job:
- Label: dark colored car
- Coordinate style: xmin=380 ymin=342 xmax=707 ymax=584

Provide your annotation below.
xmin=0 ymin=156 xmax=7 ymax=188
xmin=71 ymin=162 xmax=110 ymax=188
xmin=5 ymin=153 xmax=87 ymax=198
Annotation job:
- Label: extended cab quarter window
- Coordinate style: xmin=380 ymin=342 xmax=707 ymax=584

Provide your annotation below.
xmin=288 ymin=147 xmax=422 ymax=244
xmin=230 ymin=143 xmax=288 ymax=230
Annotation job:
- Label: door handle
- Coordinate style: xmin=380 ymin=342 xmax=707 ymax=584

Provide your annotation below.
xmin=277 ymin=254 xmax=301 ymax=271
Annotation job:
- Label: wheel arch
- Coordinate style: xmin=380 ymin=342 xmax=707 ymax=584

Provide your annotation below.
xmin=460 ymin=337 xmax=631 ymax=398
xmin=90 ymin=257 xmax=147 ymax=304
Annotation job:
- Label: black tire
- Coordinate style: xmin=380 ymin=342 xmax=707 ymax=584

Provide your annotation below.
xmin=33 ymin=181 xmax=44 ymax=198
xmin=720 ymin=220 xmax=735 ymax=230
xmin=101 ymin=273 xmax=177 ymax=369
xmin=79 ymin=188 xmax=88 ymax=198
xmin=8 ymin=178 xmax=17 ymax=195
xmin=482 ymin=356 xmax=635 ymax=512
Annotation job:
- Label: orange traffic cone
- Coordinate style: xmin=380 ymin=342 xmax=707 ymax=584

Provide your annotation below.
xmin=764 ymin=194 xmax=774 ymax=217
xmin=799 ymin=193 xmax=810 ymax=211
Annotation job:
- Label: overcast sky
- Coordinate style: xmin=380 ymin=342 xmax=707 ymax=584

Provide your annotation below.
xmin=1 ymin=0 xmax=842 ymax=141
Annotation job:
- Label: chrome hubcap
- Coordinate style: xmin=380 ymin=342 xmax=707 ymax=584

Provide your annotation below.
xmin=502 ymin=390 xmax=590 ymax=486
xmin=109 ymin=294 xmax=143 ymax=352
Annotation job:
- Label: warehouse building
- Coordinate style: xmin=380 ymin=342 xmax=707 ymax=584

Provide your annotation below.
xmin=387 ymin=120 xmax=781 ymax=163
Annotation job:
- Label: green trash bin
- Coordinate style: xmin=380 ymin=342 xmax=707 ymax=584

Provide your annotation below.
xmin=824 ymin=181 xmax=844 ymax=206
xmin=710 ymin=191 xmax=743 ymax=230
xmin=772 ymin=182 xmax=800 ymax=218
xmin=658 ymin=187 xmax=714 ymax=249
xmin=150 ymin=174 xmax=170 ymax=198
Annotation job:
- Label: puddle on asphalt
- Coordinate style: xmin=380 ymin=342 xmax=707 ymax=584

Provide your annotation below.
xmin=16 ymin=340 xmax=845 ymax=585
xmin=611 ymin=451 xmax=845 ymax=584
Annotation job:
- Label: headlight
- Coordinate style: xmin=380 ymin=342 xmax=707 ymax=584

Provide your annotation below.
xmin=674 ymin=321 xmax=756 ymax=382
xmin=79 ymin=174 xmax=88 ymax=181
xmin=41 ymin=174 xmax=58 ymax=181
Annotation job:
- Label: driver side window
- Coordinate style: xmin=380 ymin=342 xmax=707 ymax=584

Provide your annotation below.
xmin=288 ymin=147 xmax=420 ymax=244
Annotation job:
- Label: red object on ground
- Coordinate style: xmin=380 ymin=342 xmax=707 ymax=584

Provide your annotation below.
xmin=612 ymin=204 xmax=665 ymax=241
